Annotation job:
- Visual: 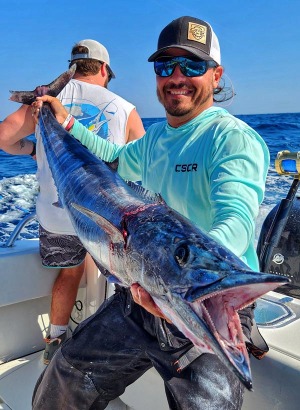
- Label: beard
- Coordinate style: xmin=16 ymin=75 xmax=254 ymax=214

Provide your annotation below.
xmin=157 ymin=82 xmax=214 ymax=117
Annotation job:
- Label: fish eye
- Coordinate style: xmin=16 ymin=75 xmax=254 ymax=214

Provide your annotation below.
xmin=175 ymin=244 xmax=189 ymax=266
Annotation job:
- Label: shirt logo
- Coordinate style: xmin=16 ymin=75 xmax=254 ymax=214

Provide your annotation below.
xmin=188 ymin=23 xmax=207 ymax=45
xmin=175 ymin=164 xmax=198 ymax=172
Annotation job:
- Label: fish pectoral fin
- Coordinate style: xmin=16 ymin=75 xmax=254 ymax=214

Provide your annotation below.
xmin=71 ymin=203 xmax=125 ymax=244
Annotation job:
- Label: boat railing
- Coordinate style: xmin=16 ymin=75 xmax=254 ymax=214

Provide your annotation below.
xmin=3 ymin=212 xmax=37 ymax=248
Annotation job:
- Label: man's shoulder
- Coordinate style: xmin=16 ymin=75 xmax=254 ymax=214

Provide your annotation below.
xmin=203 ymin=107 xmax=252 ymax=131
xmin=207 ymin=109 xmax=268 ymax=154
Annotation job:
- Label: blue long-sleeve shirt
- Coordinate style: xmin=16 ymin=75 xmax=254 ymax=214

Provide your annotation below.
xmin=70 ymin=106 xmax=270 ymax=271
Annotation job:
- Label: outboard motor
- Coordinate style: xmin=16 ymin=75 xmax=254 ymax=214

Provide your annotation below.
xmin=257 ymin=151 xmax=300 ymax=299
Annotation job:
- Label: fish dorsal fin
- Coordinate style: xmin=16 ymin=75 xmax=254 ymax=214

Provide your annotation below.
xmin=71 ymin=203 xmax=125 ymax=244
xmin=126 ymin=181 xmax=165 ymax=204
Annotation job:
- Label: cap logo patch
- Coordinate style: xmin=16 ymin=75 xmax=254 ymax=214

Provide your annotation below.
xmin=188 ymin=23 xmax=207 ymax=45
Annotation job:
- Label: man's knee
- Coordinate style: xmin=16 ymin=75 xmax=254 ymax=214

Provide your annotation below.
xmin=32 ymin=349 xmax=101 ymax=409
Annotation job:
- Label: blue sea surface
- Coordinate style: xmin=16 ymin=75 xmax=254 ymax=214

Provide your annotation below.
xmin=0 ymin=112 xmax=299 ymax=243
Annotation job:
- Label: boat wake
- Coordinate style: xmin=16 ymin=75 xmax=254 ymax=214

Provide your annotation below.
xmin=0 ymin=174 xmax=39 ymax=243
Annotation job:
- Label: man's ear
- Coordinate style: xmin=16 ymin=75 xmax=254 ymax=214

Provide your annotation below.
xmin=213 ymin=65 xmax=224 ymax=87
xmin=100 ymin=63 xmax=107 ymax=78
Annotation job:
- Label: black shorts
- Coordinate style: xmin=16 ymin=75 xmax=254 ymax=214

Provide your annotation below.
xmin=39 ymin=225 xmax=87 ymax=268
xmin=33 ymin=289 xmax=244 ymax=410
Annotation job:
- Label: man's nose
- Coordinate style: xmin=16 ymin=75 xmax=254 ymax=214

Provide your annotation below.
xmin=170 ymin=64 xmax=186 ymax=79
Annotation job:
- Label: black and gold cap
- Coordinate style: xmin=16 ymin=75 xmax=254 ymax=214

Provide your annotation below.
xmin=148 ymin=16 xmax=221 ymax=65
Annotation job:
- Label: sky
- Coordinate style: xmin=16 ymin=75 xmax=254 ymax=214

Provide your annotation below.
xmin=0 ymin=0 xmax=299 ymax=119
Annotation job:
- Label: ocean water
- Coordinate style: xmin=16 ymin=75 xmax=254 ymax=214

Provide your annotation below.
xmin=0 ymin=112 xmax=299 ymax=244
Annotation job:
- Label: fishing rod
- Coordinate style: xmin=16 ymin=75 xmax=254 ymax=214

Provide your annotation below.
xmin=259 ymin=150 xmax=300 ymax=273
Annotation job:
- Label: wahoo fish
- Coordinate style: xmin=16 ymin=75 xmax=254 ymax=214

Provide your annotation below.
xmin=10 ymin=70 xmax=288 ymax=390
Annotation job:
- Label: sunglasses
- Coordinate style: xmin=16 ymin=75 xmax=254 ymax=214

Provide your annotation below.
xmin=154 ymin=56 xmax=217 ymax=78
xmin=106 ymin=65 xmax=114 ymax=83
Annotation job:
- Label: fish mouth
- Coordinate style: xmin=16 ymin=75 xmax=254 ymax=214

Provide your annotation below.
xmin=189 ymin=285 xmax=253 ymax=389
xmin=171 ymin=272 xmax=288 ymax=390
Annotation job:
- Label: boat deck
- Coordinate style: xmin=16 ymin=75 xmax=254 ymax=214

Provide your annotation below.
xmin=1 ymin=239 xmax=300 ymax=409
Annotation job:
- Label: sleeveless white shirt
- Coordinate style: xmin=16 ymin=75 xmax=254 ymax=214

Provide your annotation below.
xmin=35 ymin=79 xmax=135 ymax=234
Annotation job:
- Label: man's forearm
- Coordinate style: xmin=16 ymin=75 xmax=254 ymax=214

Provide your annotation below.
xmin=71 ymin=119 xmax=123 ymax=162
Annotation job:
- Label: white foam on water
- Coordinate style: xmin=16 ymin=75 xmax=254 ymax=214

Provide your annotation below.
xmin=0 ymin=174 xmax=38 ymax=242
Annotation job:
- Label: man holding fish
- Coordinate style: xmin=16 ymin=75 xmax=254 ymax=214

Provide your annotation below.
xmin=31 ymin=16 xmax=277 ymax=410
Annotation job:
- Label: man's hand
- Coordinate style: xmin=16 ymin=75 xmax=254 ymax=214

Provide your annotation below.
xmin=31 ymin=95 xmax=69 ymax=125
xmin=130 ymin=283 xmax=172 ymax=323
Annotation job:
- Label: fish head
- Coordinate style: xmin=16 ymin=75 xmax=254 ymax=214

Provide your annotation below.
xmin=153 ymin=236 xmax=288 ymax=389
xmin=129 ymin=211 xmax=288 ymax=389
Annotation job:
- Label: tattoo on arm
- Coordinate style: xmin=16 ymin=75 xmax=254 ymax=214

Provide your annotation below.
xmin=19 ymin=139 xmax=25 ymax=150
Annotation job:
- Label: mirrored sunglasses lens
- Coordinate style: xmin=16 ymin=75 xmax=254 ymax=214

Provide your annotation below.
xmin=154 ymin=60 xmax=174 ymax=77
xmin=182 ymin=60 xmax=207 ymax=77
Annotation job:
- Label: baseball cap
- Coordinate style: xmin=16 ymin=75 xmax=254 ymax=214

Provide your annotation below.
xmin=148 ymin=16 xmax=221 ymax=65
xmin=70 ymin=39 xmax=116 ymax=78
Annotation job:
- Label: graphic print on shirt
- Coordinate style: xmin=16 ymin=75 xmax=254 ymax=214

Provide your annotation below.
xmin=64 ymin=99 xmax=119 ymax=141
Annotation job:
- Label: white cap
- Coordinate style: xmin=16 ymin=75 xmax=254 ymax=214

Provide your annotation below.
xmin=71 ymin=39 xmax=115 ymax=78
